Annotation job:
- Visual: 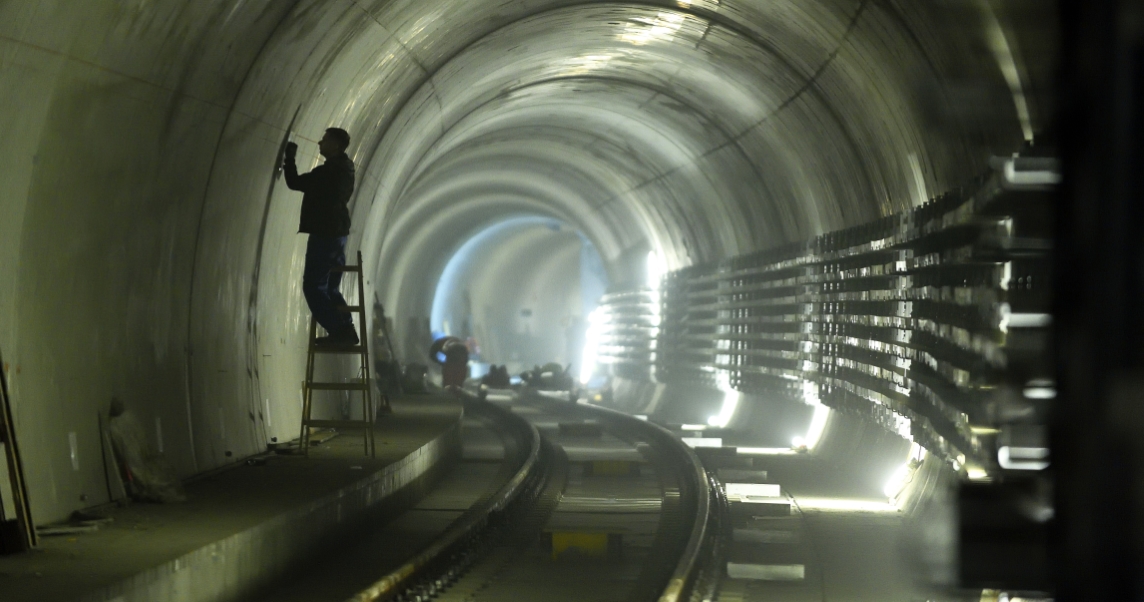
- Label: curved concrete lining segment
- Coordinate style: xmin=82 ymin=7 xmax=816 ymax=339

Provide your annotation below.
xmin=0 ymin=0 xmax=1048 ymax=525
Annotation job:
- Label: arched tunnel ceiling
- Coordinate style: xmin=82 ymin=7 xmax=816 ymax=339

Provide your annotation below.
xmin=352 ymin=0 xmax=1032 ymax=320
xmin=0 ymin=0 xmax=1049 ymax=522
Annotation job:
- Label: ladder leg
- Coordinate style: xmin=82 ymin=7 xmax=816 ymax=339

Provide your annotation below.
xmin=301 ymin=254 xmax=377 ymax=458
xmin=361 ymin=387 xmax=369 ymax=457
xmin=301 ymin=317 xmax=318 ymax=456
xmin=355 ymin=251 xmax=376 ymax=458
xmin=300 ymin=382 xmax=312 ymax=455
xmin=366 ymin=382 xmax=375 ymax=458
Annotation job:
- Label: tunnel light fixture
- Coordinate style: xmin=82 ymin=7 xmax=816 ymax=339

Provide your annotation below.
xmin=1023 ymin=386 xmax=1056 ymax=400
xmin=1009 ymin=313 xmax=1052 ymax=328
xmin=998 ymin=446 xmax=1049 ymax=471
xmin=883 ymin=463 xmax=911 ymax=498
xmin=680 ymin=424 xmax=707 ymax=431
xmin=736 ymin=447 xmax=797 ymax=456
xmin=794 ymin=381 xmax=830 ymax=451
xmin=967 ymin=466 xmax=992 ymax=481
xmin=1003 ymin=158 xmax=1061 ymax=187
xmin=803 ymin=403 xmax=830 ymax=450
xmin=682 ymin=437 xmax=723 ymax=448
xmin=707 ymin=390 xmax=740 ymax=428
xmin=708 ymin=371 xmax=741 ymax=428
xmin=886 ymin=443 xmax=929 ymax=501
xmin=982 ymin=591 xmax=1053 ymax=602
xmin=998 ymin=303 xmax=1052 ymax=333
xmin=795 ymin=497 xmax=900 ymax=513
xmin=1023 ymin=379 xmax=1056 ymax=400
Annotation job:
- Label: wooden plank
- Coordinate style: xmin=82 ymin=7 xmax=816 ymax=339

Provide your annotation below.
xmin=308 ymin=382 xmax=371 ymax=391
xmin=98 ymin=410 xmax=128 ymax=503
xmin=0 ymin=349 xmax=37 ymax=551
xmin=309 ymin=345 xmax=366 ymax=354
xmin=303 ymin=419 xmax=373 ymax=429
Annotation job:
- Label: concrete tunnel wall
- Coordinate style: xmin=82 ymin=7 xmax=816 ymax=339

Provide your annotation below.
xmin=0 ymin=0 xmax=1047 ymax=523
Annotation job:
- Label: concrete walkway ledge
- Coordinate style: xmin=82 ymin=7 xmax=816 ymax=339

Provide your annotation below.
xmin=57 ymin=399 xmax=464 ymax=602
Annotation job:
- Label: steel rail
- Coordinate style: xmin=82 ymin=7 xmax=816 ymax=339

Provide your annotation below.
xmin=345 ymin=393 xmax=543 ymax=602
xmin=339 ymin=384 xmax=715 ymax=602
xmin=543 ymin=395 xmax=714 ymax=602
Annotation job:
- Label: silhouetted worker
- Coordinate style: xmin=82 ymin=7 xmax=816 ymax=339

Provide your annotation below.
xmin=283 ymin=128 xmax=358 ymax=346
xmin=430 ymin=336 xmax=469 ymax=388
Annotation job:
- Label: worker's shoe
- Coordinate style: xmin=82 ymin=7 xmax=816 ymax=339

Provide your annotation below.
xmin=315 ymin=326 xmax=359 ymax=347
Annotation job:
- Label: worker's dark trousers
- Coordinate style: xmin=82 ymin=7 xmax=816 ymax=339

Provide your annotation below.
xmin=303 ymin=235 xmax=353 ymax=335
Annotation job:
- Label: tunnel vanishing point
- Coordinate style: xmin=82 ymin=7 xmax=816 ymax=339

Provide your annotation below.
xmin=1 ymin=0 xmax=1140 ymax=600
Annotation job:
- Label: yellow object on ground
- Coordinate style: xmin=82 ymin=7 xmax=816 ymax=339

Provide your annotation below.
xmin=551 ymin=532 xmax=609 ymax=560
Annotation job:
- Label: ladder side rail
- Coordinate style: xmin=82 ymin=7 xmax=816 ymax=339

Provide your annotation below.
xmin=301 ymin=317 xmax=318 ymax=455
xmin=356 ymin=252 xmax=375 ymax=457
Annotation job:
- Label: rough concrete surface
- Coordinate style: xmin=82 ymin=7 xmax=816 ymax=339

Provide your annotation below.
xmin=0 ymin=395 xmax=461 ymax=602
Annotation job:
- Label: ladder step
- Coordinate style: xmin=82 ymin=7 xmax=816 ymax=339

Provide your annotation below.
xmin=336 ymin=305 xmax=363 ymax=313
xmin=331 ymin=265 xmax=362 ymax=273
xmin=309 ymin=344 xmax=366 ymax=354
xmin=307 ymin=380 xmax=370 ymax=391
xmin=303 ymin=419 xmax=374 ymax=429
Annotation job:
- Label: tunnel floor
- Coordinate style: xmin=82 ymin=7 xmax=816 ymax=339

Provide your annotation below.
xmin=720 ymin=453 xmax=930 ymax=601
xmin=250 ymin=410 xmax=514 ymax=602
xmin=0 ymin=395 xmax=462 ymax=602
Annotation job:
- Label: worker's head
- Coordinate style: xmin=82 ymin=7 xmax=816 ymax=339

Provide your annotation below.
xmin=318 ymin=127 xmax=351 ymax=158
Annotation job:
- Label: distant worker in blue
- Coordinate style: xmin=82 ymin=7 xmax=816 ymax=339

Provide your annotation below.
xmin=283 ymin=128 xmax=358 ymax=346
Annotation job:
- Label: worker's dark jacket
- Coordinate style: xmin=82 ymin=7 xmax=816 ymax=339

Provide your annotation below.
xmin=284 ymin=153 xmax=355 ymax=237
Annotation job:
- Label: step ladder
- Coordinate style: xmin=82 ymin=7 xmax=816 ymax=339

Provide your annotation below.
xmin=299 ymin=251 xmax=386 ymax=457
xmin=0 ymin=349 xmax=36 ymax=554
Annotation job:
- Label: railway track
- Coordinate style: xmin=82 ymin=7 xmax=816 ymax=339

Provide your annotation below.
xmin=334 ymin=388 xmax=719 ymax=602
xmin=250 ymin=387 xmax=719 ymax=602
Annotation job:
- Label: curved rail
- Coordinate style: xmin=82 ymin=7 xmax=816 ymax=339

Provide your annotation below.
xmin=345 ymin=388 xmax=717 ymax=602
xmin=572 ymin=400 xmax=713 ymax=602
xmin=346 ymin=393 xmax=543 ymax=602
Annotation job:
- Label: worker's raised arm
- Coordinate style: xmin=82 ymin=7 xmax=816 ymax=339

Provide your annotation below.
xmin=282 ymin=142 xmax=310 ymax=192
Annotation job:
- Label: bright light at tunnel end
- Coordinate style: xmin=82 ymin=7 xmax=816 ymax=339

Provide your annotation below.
xmin=579 ymin=306 xmax=605 ymax=385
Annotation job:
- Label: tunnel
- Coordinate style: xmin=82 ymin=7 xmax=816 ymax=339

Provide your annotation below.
xmin=0 ymin=1 xmax=1121 ymax=601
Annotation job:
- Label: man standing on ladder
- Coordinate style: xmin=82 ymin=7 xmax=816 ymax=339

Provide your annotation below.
xmin=283 ymin=128 xmax=359 ymax=346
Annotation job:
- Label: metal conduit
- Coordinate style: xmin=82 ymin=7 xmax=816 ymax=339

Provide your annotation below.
xmin=594 ymin=163 xmax=1054 ymax=472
